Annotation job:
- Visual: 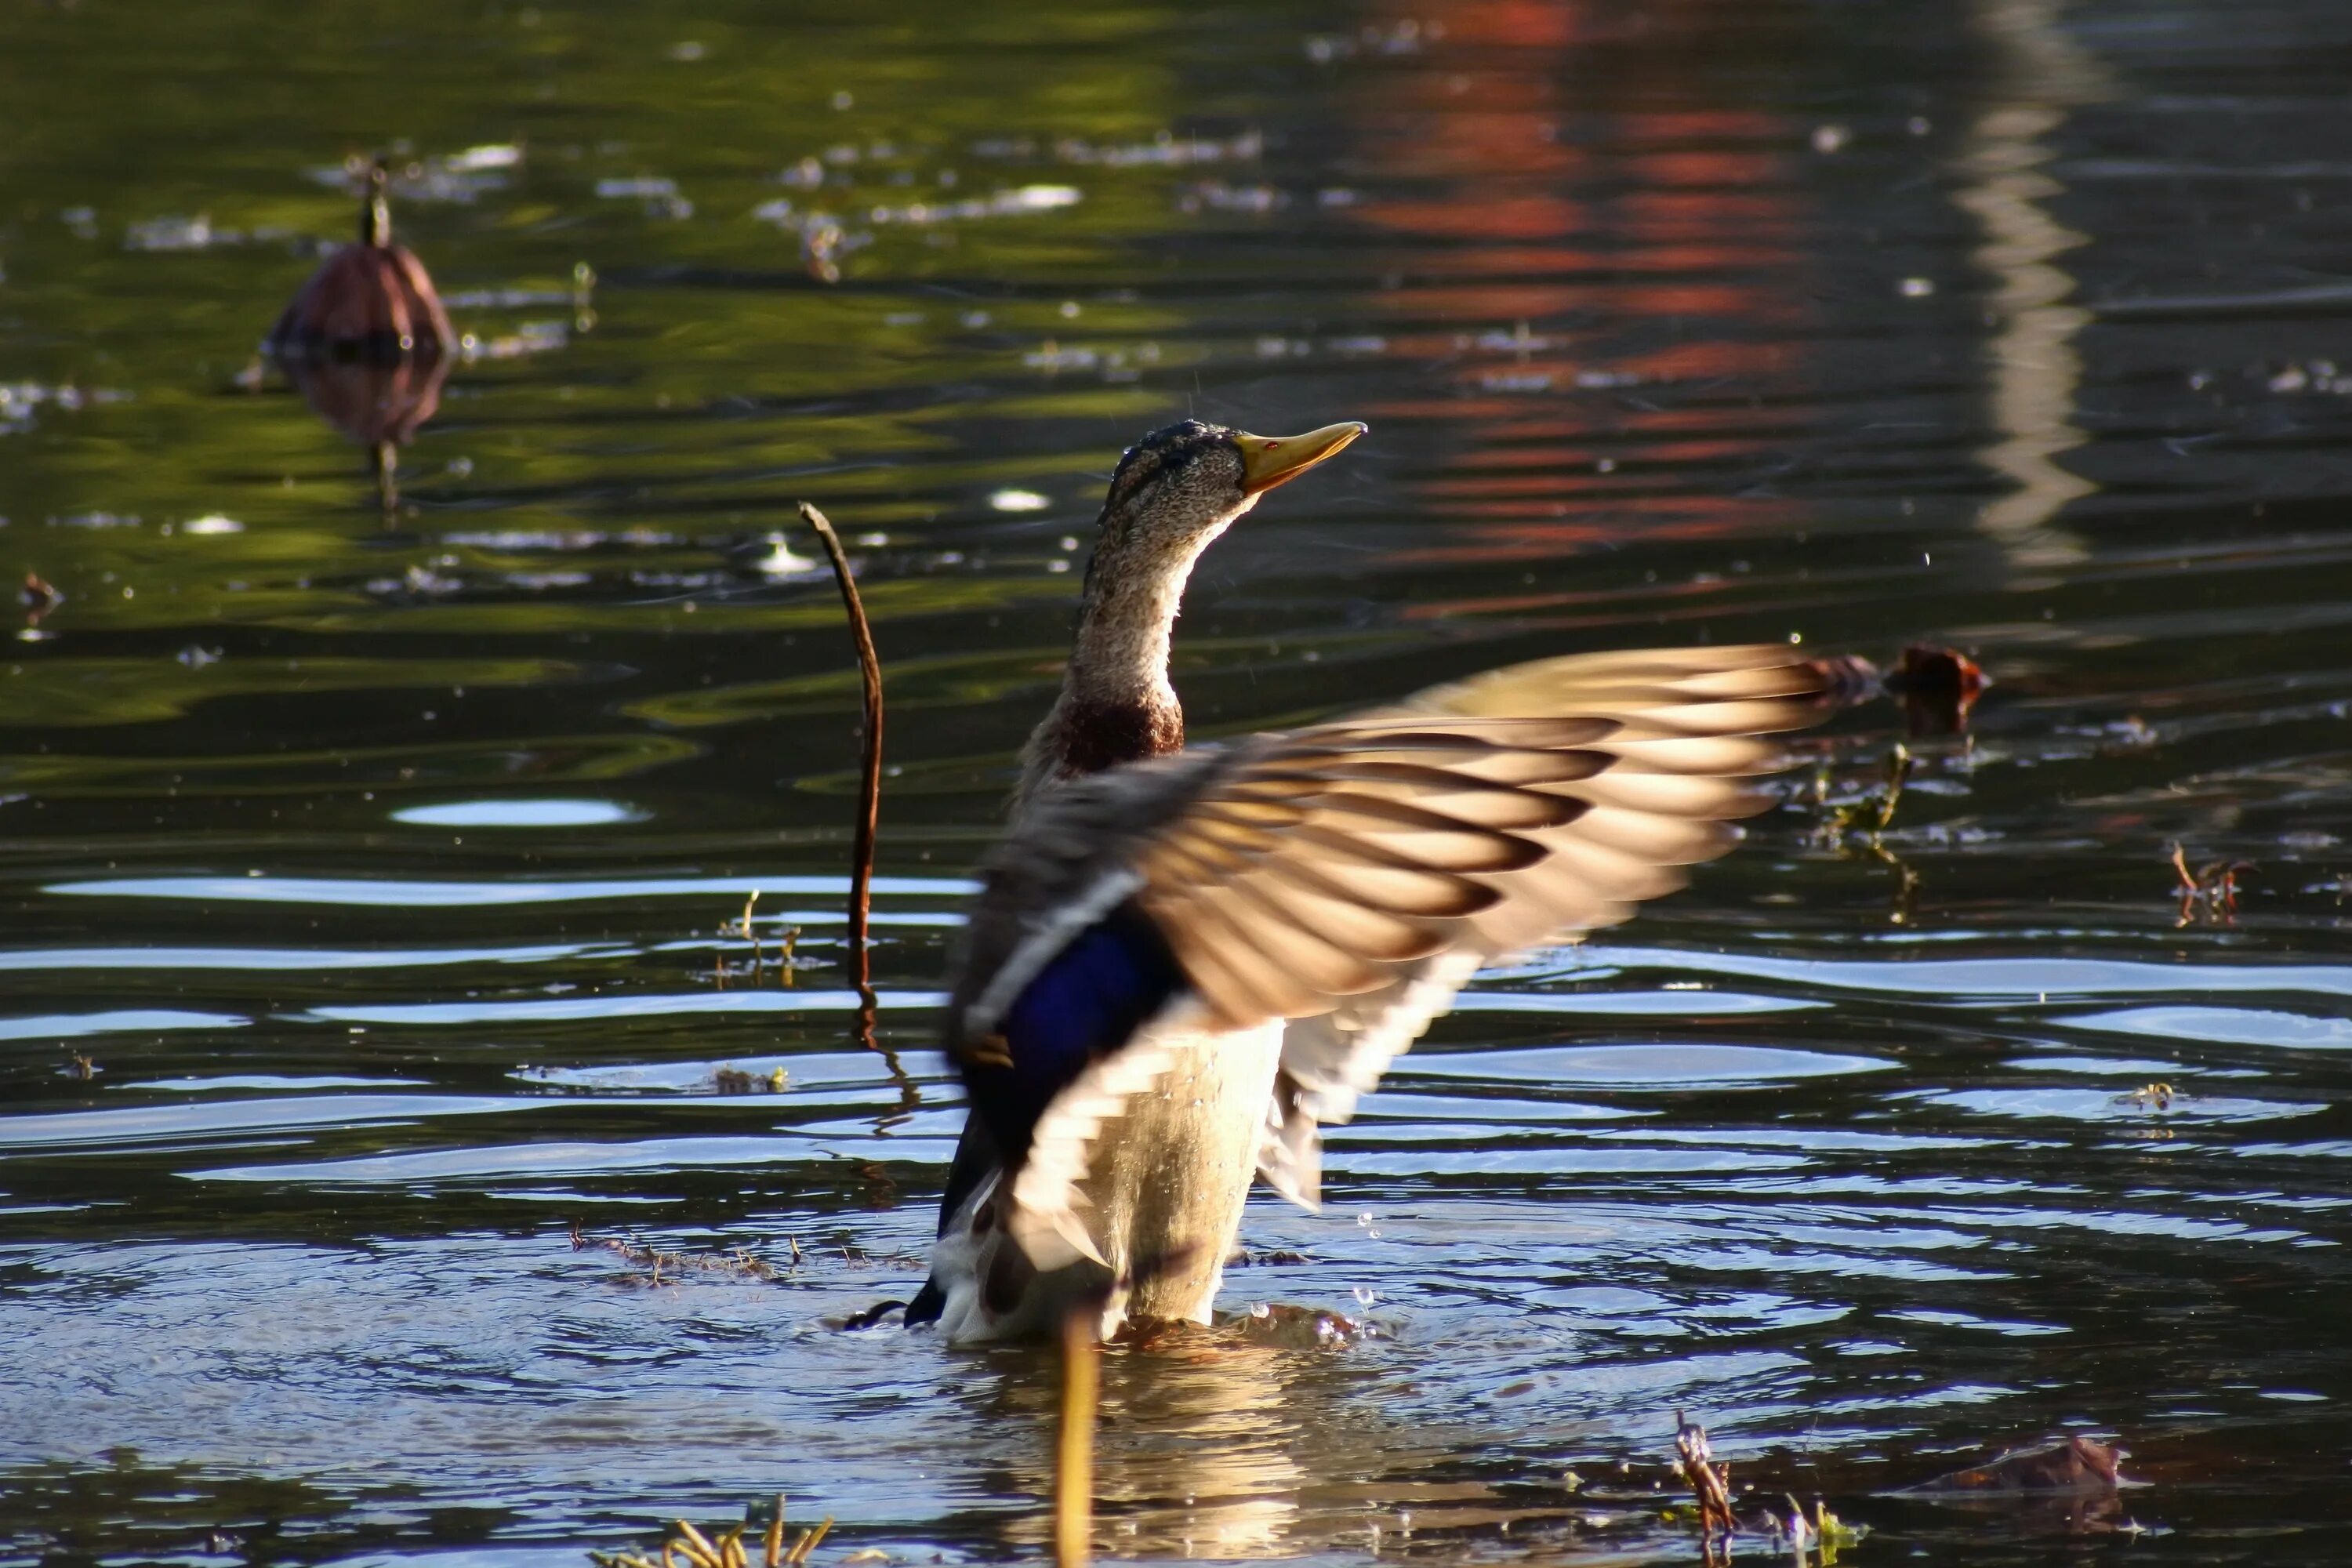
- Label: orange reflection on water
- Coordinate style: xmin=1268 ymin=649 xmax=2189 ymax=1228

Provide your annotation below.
xmin=1340 ymin=0 xmax=1821 ymax=573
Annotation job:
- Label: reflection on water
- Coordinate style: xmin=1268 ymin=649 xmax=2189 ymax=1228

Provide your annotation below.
xmin=6 ymin=0 xmax=2352 ymax=1563
xmin=1954 ymin=0 xmax=2112 ymax=575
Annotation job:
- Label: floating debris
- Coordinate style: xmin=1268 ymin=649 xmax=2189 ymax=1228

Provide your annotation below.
xmin=2172 ymin=844 xmax=2252 ymax=926
xmin=1812 ymin=1501 xmax=1866 ymax=1560
xmin=750 ymin=200 xmax=865 ymax=281
xmin=1672 ymin=1412 xmax=1738 ymax=1544
xmin=711 ymin=1065 xmax=789 ymax=1094
xmin=2114 ymin=1081 xmax=2182 ymax=1112
xmin=742 ymin=532 xmax=826 ymax=579
xmin=569 ymin=1221 xmax=792 ymax=1285
xmin=1759 ymin=1497 xmax=1865 ymax=1562
xmin=1886 ymin=644 xmax=1988 ymax=733
xmin=20 ymin=572 xmax=64 ymax=626
xmin=1802 ymin=644 xmax=1987 ymax=734
xmin=1908 ymin=1435 xmax=2125 ymax=1494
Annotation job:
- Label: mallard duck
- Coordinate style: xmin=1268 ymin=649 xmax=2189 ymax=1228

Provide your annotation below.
xmin=905 ymin=419 xmax=1822 ymax=1343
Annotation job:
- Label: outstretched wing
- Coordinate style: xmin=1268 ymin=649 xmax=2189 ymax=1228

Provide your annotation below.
xmin=942 ymin=644 xmax=1825 ymax=1259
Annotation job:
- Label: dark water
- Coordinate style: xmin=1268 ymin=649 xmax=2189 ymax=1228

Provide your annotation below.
xmin=6 ymin=0 xmax=2352 ymax=1562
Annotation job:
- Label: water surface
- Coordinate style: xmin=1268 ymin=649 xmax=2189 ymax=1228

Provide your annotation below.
xmin=5 ymin=0 xmax=2352 ymax=1563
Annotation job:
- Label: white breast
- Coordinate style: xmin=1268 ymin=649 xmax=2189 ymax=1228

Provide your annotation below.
xmin=928 ymin=1013 xmax=1285 ymax=1344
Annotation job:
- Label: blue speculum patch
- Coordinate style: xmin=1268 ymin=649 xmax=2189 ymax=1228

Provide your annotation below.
xmin=971 ymin=901 xmax=1185 ymax=1159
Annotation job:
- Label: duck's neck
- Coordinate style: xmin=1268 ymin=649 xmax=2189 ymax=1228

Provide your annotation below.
xmin=1013 ymin=557 xmax=1194 ymax=811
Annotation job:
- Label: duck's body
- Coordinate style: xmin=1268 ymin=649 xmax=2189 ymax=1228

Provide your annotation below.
xmin=922 ymin=1011 xmax=1282 ymax=1341
xmin=909 ymin=419 xmax=1822 ymax=1343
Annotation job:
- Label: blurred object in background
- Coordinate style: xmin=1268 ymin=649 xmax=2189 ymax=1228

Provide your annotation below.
xmin=266 ymin=158 xmax=456 ymax=510
xmin=281 ymin=351 xmax=452 ymax=513
xmin=1888 ymin=644 xmax=1990 ymax=735
xmin=267 ymin=158 xmax=453 ymax=361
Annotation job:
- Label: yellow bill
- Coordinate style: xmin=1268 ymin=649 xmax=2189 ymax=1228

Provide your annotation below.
xmin=1233 ymin=421 xmax=1367 ymax=495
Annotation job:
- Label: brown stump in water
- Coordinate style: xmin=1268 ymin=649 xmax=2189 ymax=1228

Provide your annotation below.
xmin=1888 ymin=643 xmax=1988 ymax=734
xmin=266 ymin=161 xmax=456 ymax=510
xmin=267 ymin=162 xmax=453 ymax=361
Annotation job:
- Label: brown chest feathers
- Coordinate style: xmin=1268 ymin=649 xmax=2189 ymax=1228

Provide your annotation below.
xmin=1053 ymin=694 xmax=1185 ymax=777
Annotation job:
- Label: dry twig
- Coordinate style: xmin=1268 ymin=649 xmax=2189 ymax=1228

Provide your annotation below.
xmin=798 ymin=502 xmax=882 ymax=991
xmin=797 ymin=502 xmax=918 ymax=1111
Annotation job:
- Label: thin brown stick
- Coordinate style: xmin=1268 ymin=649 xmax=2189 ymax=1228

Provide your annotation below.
xmin=797 ymin=503 xmax=917 ymax=1109
xmin=799 ymin=502 xmax=883 ymax=987
xmin=1056 ymin=1308 xmax=1098 ymax=1568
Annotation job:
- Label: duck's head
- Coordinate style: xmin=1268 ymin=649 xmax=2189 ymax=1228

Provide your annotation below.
xmin=1022 ymin=417 xmax=1366 ymax=801
xmin=1083 ymin=419 xmax=1366 ymax=598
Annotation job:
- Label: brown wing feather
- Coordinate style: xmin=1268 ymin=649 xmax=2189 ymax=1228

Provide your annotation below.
xmin=943 ymin=644 xmax=1825 ymax=1250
